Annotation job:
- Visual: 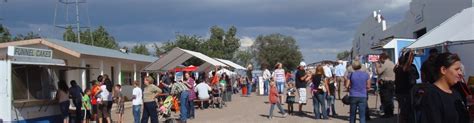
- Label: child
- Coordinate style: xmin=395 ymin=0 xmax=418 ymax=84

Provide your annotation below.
xmin=113 ymin=84 xmax=125 ymax=123
xmin=82 ymin=88 xmax=92 ymax=123
xmin=286 ymin=82 xmax=297 ymax=115
xmin=268 ymin=80 xmax=288 ymax=119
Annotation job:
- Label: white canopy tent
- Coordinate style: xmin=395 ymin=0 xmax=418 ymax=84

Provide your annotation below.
xmin=407 ymin=7 xmax=474 ymax=81
xmin=407 ymin=7 xmax=474 ymax=49
xmin=215 ymin=58 xmax=246 ymax=70
xmin=143 ymin=47 xmax=227 ymax=72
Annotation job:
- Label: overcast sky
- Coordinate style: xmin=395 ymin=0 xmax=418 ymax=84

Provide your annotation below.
xmin=1 ymin=0 xmax=411 ymax=63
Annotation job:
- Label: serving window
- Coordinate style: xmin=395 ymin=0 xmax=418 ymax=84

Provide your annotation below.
xmin=12 ymin=65 xmax=58 ymax=100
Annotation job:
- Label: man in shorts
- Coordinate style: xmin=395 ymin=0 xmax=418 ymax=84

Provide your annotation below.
xmin=295 ymin=62 xmax=311 ymax=115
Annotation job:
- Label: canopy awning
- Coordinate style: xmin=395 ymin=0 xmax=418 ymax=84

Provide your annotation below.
xmin=143 ymin=47 xmax=227 ymax=71
xmin=10 ymin=56 xmax=66 ymax=66
xmin=215 ymin=58 xmax=246 ymax=70
xmin=408 ymin=7 xmax=474 ymax=49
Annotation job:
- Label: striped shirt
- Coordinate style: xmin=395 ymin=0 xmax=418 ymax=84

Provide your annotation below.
xmin=171 ymin=82 xmax=189 ymax=95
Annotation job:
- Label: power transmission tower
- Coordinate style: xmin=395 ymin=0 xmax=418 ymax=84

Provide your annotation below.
xmin=54 ymin=0 xmax=93 ymax=45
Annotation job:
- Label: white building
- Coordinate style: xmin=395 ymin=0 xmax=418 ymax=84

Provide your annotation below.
xmin=0 ymin=38 xmax=157 ymax=122
xmin=352 ymin=0 xmax=473 ymax=61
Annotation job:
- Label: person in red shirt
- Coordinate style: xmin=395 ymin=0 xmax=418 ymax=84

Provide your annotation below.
xmin=268 ymin=80 xmax=288 ymax=119
xmin=90 ymin=78 xmax=102 ymax=121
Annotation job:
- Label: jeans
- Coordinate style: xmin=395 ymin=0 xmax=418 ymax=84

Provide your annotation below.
xmin=72 ymin=98 xmax=83 ymax=123
xmin=350 ymin=97 xmax=367 ymax=123
xmin=269 ymin=102 xmax=286 ymax=117
xmin=326 ymin=95 xmax=337 ymax=115
xmin=264 ymin=80 xmax=269 ymax=95
xmin=133 ymin=105 xmax=141 ymax=123
xmin=180 ymin=91 xmax=189 ymax=121
xmin=380 ymin=81 xmax=395 ymax=116
xmin=397 ymin=94 xmax=413 ymax=123
xmin=187 ymin=99 xmax=195 ymax=119
xmin=141 ymin=102 xmax=158 ymax=123
xmin=313 ymin=92 xmax=328 ymax=119
xmin=247 ymin=82 xmax=253 ymax=96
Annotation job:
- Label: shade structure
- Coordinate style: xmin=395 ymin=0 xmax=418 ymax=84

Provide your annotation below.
xmin=215 ymin=58 xmax=246 ymax=70
xmin=408 ymin=7 xmax=474 ymax=49
xmin=143 ymin=47 xmax=227 ymax=72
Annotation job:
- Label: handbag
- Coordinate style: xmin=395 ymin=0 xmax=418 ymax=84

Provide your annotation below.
xmin=318 ymin=80 xmax=327 ymax=92
xmin=342 ymin=94 xmax=350 ymax=105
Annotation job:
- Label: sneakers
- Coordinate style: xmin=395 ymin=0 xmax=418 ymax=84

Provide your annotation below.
xmin=268 ymin=116 xmax=273 ymax=119
xmin=282 ymin=113 xmax=288 ymax=117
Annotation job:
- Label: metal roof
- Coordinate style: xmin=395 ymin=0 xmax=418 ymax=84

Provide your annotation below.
xmin=46 ymin=39 xmax=158 ymax=62
xmin=215 ymin=58 xmax=246 ymax=70
xmin=144 ymin=47 xmax=227 ymax=71
xmin=408 ymin=7 xmax=474 ymax=49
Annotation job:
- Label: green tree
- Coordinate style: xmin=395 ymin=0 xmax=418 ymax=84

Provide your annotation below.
xmin=80 ymin=29 xmax=94 ymax=45
xmin=92 ymin=26 xmax=118 ymax=49
xmin=63 ymin=26 xmax=77 ymax=42
xmin=233 ymin=50 xmax=253 ymax=67
xmin=201 ymin=25 xmax=240 ymax=60
xmin=153 ymin=43 xmax=165 ymax=57
xmin=0 ymin=24 xmax=12 ymax=43
xmin=131 ymin=44 xmax=150 ymax=55
xmin=336 ymin=50 xmax=350 ymax=60
xmin=13 ymin=32 xmax=41 ymax=41
xmin=252 ymin=33 xmax=303 ymax=70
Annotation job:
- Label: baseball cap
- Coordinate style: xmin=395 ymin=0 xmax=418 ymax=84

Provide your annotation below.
xmin=299 ymin=61 xmax=306 ymax=67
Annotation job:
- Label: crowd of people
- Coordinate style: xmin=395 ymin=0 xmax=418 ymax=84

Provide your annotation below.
xmin=54 ymin=65 xmax=258 ymax=123
xmin=261 ymin=49 xmax=470 ymax=123
xmin=54 ymin=48 xmax=471 ymax=123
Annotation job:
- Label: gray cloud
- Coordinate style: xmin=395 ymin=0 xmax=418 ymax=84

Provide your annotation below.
xmin=2 ymin=0 xmax=411 ymax=63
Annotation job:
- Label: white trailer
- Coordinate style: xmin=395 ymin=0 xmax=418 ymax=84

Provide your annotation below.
xmin=0 ymin=46 xmax=82 ymax=122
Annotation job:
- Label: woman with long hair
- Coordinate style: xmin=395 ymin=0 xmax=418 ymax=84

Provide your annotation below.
xmin=420 ymin=52 xmax=469 ymax=123
xmin=311 ymin=65 xmax=330 ymax=119
xmin=57 ymin=80 xmax=70 ymax=123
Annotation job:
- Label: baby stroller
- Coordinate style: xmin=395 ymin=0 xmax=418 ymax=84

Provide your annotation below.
xmin=158 ymin=95 xmax=174 ymax=120
xmin=211 ymin=84 xmax=224 ymax=109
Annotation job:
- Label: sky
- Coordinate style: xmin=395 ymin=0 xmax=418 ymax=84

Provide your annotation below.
xmin=1 ymin=0 xmax=412 ymax=63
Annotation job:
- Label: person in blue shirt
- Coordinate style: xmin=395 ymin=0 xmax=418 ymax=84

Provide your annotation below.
xmin=69 ymin=80 xmax=83 ymax=123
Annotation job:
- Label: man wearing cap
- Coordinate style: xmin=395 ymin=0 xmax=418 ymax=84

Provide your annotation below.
xmin=295 ymin=62 xmax=311 ymax=115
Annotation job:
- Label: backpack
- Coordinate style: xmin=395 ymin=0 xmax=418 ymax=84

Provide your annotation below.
xmin=105 ymin=79 xmax=113 ymax=92
xmin=410 ymin=83 xmax=431 ymax=123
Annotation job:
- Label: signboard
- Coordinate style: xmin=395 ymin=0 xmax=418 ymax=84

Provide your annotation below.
xmin=368 ymin=54 xmax=380 ymax=62
xmin=7 ymin=46 xmax=52 ymax=58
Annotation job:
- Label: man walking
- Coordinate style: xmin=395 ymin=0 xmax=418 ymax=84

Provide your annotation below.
xmin=376 ymin=53 xmax=396 ymax=118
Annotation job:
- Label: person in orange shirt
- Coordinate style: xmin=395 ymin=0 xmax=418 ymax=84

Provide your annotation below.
xmin=268 ymin=80 xmax=288 ymax=119
xmin=90 ymin=77 xmax=102 ymax=121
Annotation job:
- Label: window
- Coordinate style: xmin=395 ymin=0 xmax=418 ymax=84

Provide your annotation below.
xmin=121 ymin=71 xmax=133 ymax=85
xmin=12 ymin=65 xmax=57 ymax=100
xmin=414 ymin=28 xmax=427 ymax=39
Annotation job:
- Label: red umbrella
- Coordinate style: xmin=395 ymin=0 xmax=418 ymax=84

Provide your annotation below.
xmin=183 ymin=65 xmax=198 ymax=72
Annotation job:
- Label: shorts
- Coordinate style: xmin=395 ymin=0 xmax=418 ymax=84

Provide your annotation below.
xmin=276 ymin=82 xmax=285 ymax=94
xmin=82 ymin=110 xmax=91 ymax=120
xmin=98 ymin=101 xmax=110 ymax=118
xmin=59 ymin=101 xmax=70 ymax=119
xmin=298 ymin=88 xmax=307 ymax=104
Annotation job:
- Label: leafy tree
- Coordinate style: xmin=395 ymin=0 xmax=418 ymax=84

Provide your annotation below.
xmin=252 ymin=33 xmax=303 ymax=70
xmin=63 ymin=26 xmax=77 ymax=42
xmin=13 ymin=32 xmax=41 ymax=41
xmin=0 ymin=24 xmax=12 ymax=43
xmin=92 ymin=26 xmax=118 ymax=49
xmin=153 ymin=43 xmax=165 ymax=57
xmin=80 ymin=29 xmax=94 ymax=45
xmin=131 ymin=44 xmax=150 ymax=55
xmin=233 ymin=50 xmax=253 ymax=67
xmin=336 ymin=50 xmax=350 ymax=60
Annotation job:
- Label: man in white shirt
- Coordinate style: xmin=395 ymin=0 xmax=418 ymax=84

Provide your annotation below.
xmin=334 ymin=61 xmax=346 ymax=100
xmin=262 ymin=65 xmax=272 ymax=96
xmin=132 ymin=81 xmax=142 ymax=123
xmin=195 ymin=82 xmax=211 ymax=100
xmin=323 ymin=63 xmax=333 ymax=79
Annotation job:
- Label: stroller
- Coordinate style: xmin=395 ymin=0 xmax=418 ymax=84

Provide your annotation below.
xmin=158 ymin=95 xmax=174 ymax=120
